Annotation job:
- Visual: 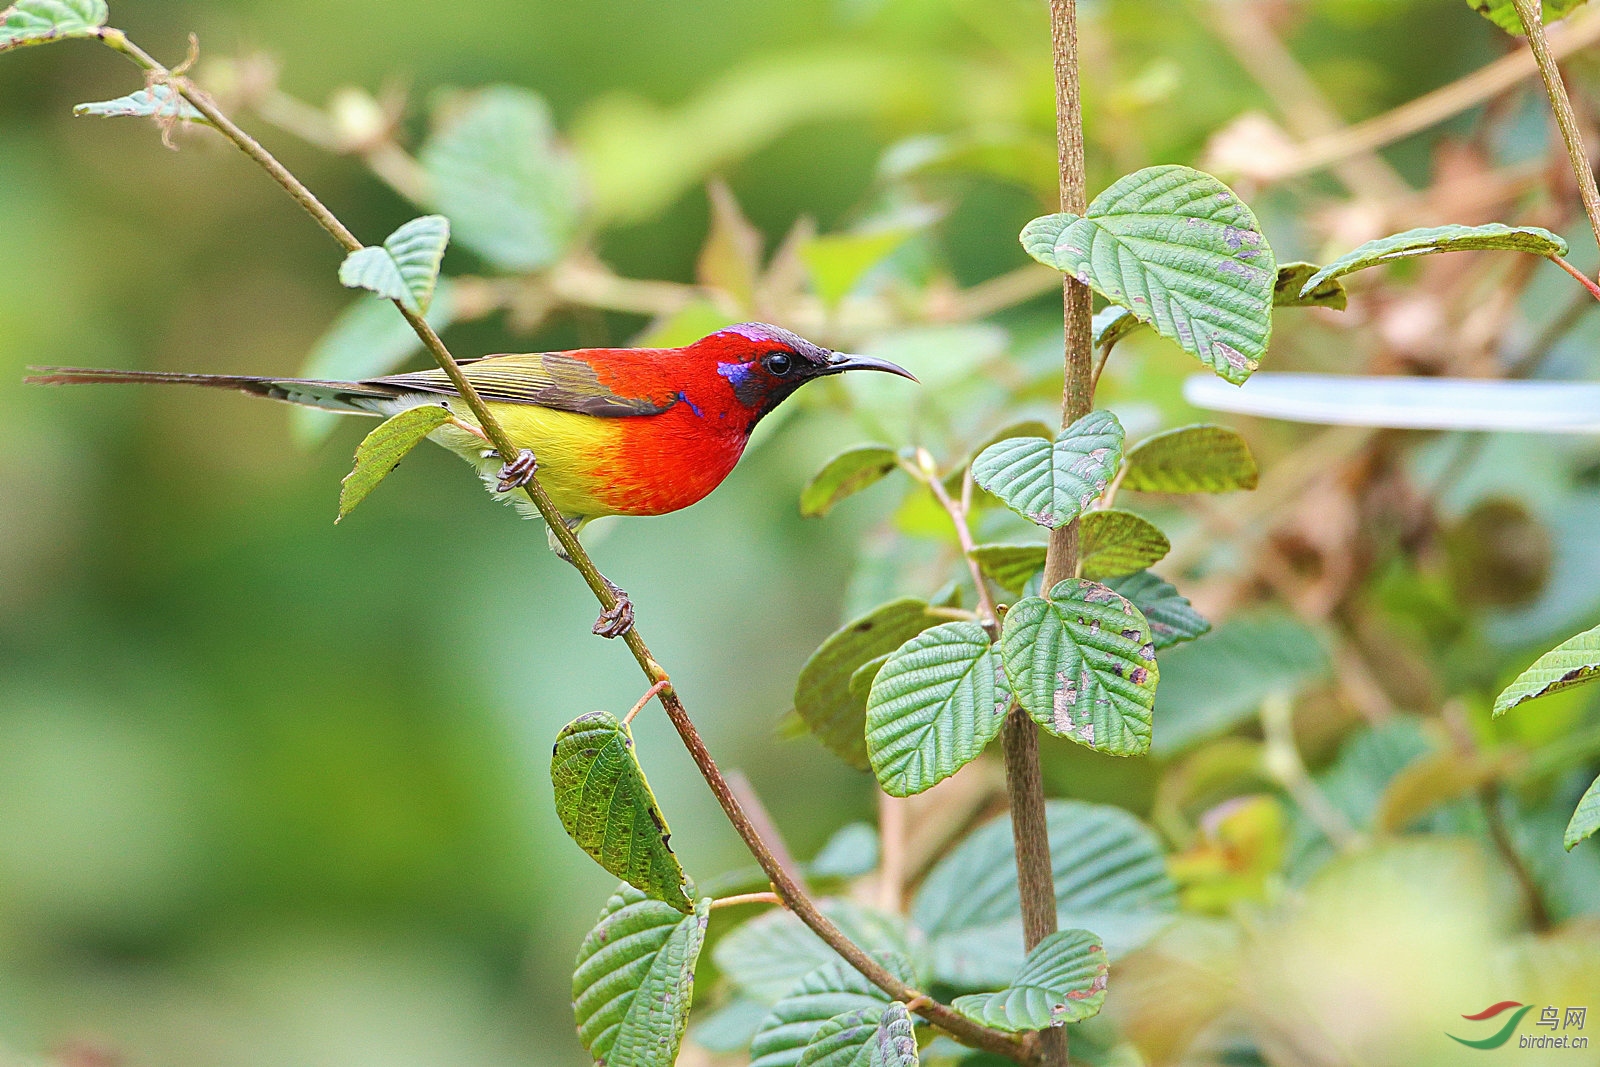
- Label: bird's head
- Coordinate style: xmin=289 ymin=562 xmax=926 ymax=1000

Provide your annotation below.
xmin=681 ymin=322 xmax=916 ymax=430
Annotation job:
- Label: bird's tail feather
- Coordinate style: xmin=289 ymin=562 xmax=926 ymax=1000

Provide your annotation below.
xmin=23 ymin=367 xmax=404 ymax=414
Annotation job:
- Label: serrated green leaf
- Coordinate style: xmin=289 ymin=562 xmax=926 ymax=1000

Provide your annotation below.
xmin=801 ymin=445 xmax=900 ymax=518
xmin=795 ymin=599 xmax=943 ymax=770
xmin=950 ymin=930 xmax=1108 ymax=1032
xmin=873 ymin=1003 xmax=918 ymax=1067
xmin=749 ymin=955 xmax=912 ymax=1067
xmin=74 ymin=85 xmax=208 ymax=124
xmin=1021 ymin=165 xmax=1275 ymax=384
xmin=1092 ymin=306 xmax=1142 ymax=353
xmin=551 ymin=711 xmax=693 ymax=912
xmin=1001 ymin=579 xmax=1157 ymax=755
xmin=1494 ymin=623 xmax=1600 ymax=715
xmin=0 ymin=0 xmax=106 ymax=51
xmin=865 ymin=621 xmax=1010 ymax=798
xmin=337 ymin=404 xmax=454 ymax=521
xmin=1122 ymin=424 xmax=1258 ymax=494
xmin=912 ymin=800 xmax=1176 ymax=988
xmin=290 ymin=283 xmax=459 ymax=448
xmin=971 ymin=544 xmax=1048 ymax=596
xmin=421 ymin=86 xmax=584 ymax=271
xmin=713 ymin=901 xmax=916 ymax=1005
xmin=1300 ymin=223 xmax=1568 ymax=298
xmin=972 ymin=411 xmax=1124 ymax=530
xmin=1078 ymin=510 xmax=1170 ymax=580
xmin=1104 ymin=571 xmax=1209 ymax=651
xmin=572 ymin=886 xmax=710 ymax=1067
xmin=1567 ymin=773 xmax=1600 ymax=851
xmin=1274 ymin=262 xmax=1347 ymax=310
xmin=796 ymin=1007 xmax=885 ymax=1067
xmin=339 ymin=215 xmax=451 ymax=315
xmin=1467 ymin=0 xmax=1590 ymax=34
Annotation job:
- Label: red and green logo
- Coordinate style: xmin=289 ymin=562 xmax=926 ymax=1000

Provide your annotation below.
xmin=1450 ymin=1002 xmax=1535 ymax=1049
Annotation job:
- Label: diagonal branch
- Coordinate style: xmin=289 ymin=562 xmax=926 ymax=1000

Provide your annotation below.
xmin=88 ymin=26 xmax=1033 ymax=1066
xmin=1512 ymin=0 xmax=1600 ymax=265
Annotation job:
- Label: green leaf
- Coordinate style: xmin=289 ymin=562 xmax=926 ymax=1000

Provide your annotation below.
xmin=1021 ymin=165 xmax=1276 ymax=385
xmin=796 ymin=1007 xmax=885 ymax=1067
xmin=551 ymin=710 xmax=693 ymax=912
xmin=1299 ymin=223 xmax=1568 ymax=298
xmin=1467 ymin=0 xmax=1590 ymax=35
xmin=1078 ymin=510 xmax=1170 ymax=580
xmin=420 ymin=86 xmax=584 ymax=271
xmin=873 ymin=1003 xmax=918 ymax=1067
xmin=1274 ymin=262 xmax=1347 ymax=310
xmin=713 ymin=901 xmax=916 ymax=1005
xmin=1092 ymin=306 xmax=1142 ymax=353
xmin=1104 ymin=571 xmax=1209 ymax=651
xmin=0 ymin=0 xmax=106 ymax=51
xmin=73 ymin=85 xmax=208 ymax=123
xmin=950 ymin=930 xmax=1109 ymax=1032
xmin=809 ymin=822 xmax=880 ymax=880
xmin=1122 ymin=424 xmax=1258 ymax=494
xmin=1567 ymin=774 xmax=1600 ymax=851
xmin=801 ymin=228 xmax=917 ymax=306
xmin=801 ymin=445 xmax=901 ymax=518
xmin=749 ymin=955 xmax=912 ymax=1067
xmin=912 ymin=800 xmax=1176 ymax=988
xmin=972 ymin=410 xmax=1124 ymax=530
xmin=338 ymin=215 xmax=451 ymax=315
xmin=337 ymin=404 xmax=454 ymax=521
xmin=1001 ymin=579 xmax=1158 ymax=755
xmin=692 ymin=998 xmax=770 ymax=1053
xmin=1494 ymin=623 xmax=1600 ymax=715
xmin=865 ymin=621 xmax=1010 ymax=798
xmin=290 ymin=283 xmax=458 ymax=448
xmin=794 ymin=599 xmax=943 ymax=770
xmin=970 ymin=544 xmax=1048 ymax=596
xmin=572 ymin=886 xmax=710 ymax=1067
xmin=1152 ymin=614 xmax=1327 ymax=757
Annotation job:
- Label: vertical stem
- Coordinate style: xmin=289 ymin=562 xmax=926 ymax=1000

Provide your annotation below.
xmin=1513 ymin=0 xmax=1600 ymax=264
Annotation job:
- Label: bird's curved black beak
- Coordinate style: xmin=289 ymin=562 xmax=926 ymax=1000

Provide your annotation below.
xmin=821 ymin=351 xmax=919 ymax=383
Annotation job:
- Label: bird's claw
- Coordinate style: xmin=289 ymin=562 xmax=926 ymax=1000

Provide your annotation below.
xmin=593 ymin=591 xmax=635 ymax=639
xmin=495 ymin=449 xmax=538 ymax=492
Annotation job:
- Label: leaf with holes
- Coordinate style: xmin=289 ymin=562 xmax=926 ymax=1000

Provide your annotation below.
xmin=1494 ymin=623 xmax=1600 ymax=716
xmin=74 ymin=85 xmax=208 ymax=124
xmin=1105 ymin=571 xmax=1209 ymax=651
xmin=951 ymin=929 xmax=1109 ymax=1032
xmin=572 ymin=886 xmax=710 ymax=1067
xmin=1467 ymin=0 xmax=1591 ymax=35
xmin=1300 ymin=223 xmax=1567 ymax=298
xmin=1078 ymin=510 xmax=1170 ymax=580
xmin=1274 ymin=262 xmax=1347 ymax=309
xmin=971 ymin=544 xmax=1048 ymax=596
xmin=339 ymin=215 xmax=451 ymax=315
xmin=748 ymin=954 xmax=913 ymax=1067
xmin=913 ymin=800 xmax=1176 ymax=988
xmin=0 ymin=0 xmax=105 ymax=51
xmin=421 ymin=86 xmax=584 ymax=271
xmin=795 ymin=599 xmax=943 ymax=770
xmin=551 ymin=711 xmax=692 ymax=912
xmin=1021 ymin=165 xmax=1276 ymax=385
xmin=1567 ymin=774 xmax=1600 ymax=851
xmin=337 ymin=404 xmax=454 ymax=521
xmin=1001 ymin=579 xmax=1157 ymax=755
xmin=865 ymin=622 xmax=1009 ymax=798
xmin=801 ymin=445 xmax=901 ymax=518
xmin=972 ymin=411 xmax=1124 ymax=530
xmin=1122 ymin=424 xmax=1258 ymax=494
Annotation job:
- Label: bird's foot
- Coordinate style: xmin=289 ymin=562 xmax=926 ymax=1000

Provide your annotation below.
xmin=593 ymin=580 xmax=635 ymax=639
xmin=495 ymin=449 xmax=539 ymax=492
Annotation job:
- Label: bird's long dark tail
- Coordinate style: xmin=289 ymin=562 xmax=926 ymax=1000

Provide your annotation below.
xmin=24 ymin=367 xmax=405 ymax=414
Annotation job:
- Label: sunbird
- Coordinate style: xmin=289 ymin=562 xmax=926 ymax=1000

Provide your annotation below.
xmin=28 ymin=321 xmax=915 ymax=635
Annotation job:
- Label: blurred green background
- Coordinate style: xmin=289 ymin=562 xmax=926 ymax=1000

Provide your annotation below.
xmin=4 ymin=1 xmax=1600 ymax=1065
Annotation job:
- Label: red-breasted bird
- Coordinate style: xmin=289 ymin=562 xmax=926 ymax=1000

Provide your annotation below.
xmin=27 ymin=322 xmax=915 ymax=635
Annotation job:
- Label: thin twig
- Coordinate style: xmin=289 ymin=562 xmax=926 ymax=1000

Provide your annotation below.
xmin=913 ymin=452 xmax=1002 ymax=631
xmin=624 ymin=679 xmax=671 ymax=726
xmin=877 ymin=793 xmax=908 ymax=913
xmin=1479 ymin=784 xmax=1553 ymax=931
xmin=1550 ymin=253 xmax=1600 ymax=300
xmin=90 ymin=29 xmax=1031 ymax=1065
xmin=709 ymin=891 xmax=783 ymax=911
xmin=1514 ymin=0 xmax=1600 ymax=264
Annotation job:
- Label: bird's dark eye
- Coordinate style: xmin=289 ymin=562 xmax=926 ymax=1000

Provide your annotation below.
xmin=762 ymin=352 xmax=794 ymax=377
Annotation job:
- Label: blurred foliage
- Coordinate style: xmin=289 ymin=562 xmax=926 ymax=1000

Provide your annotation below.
xmin=5 ymin=0 xmax=1600 ymax=1065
